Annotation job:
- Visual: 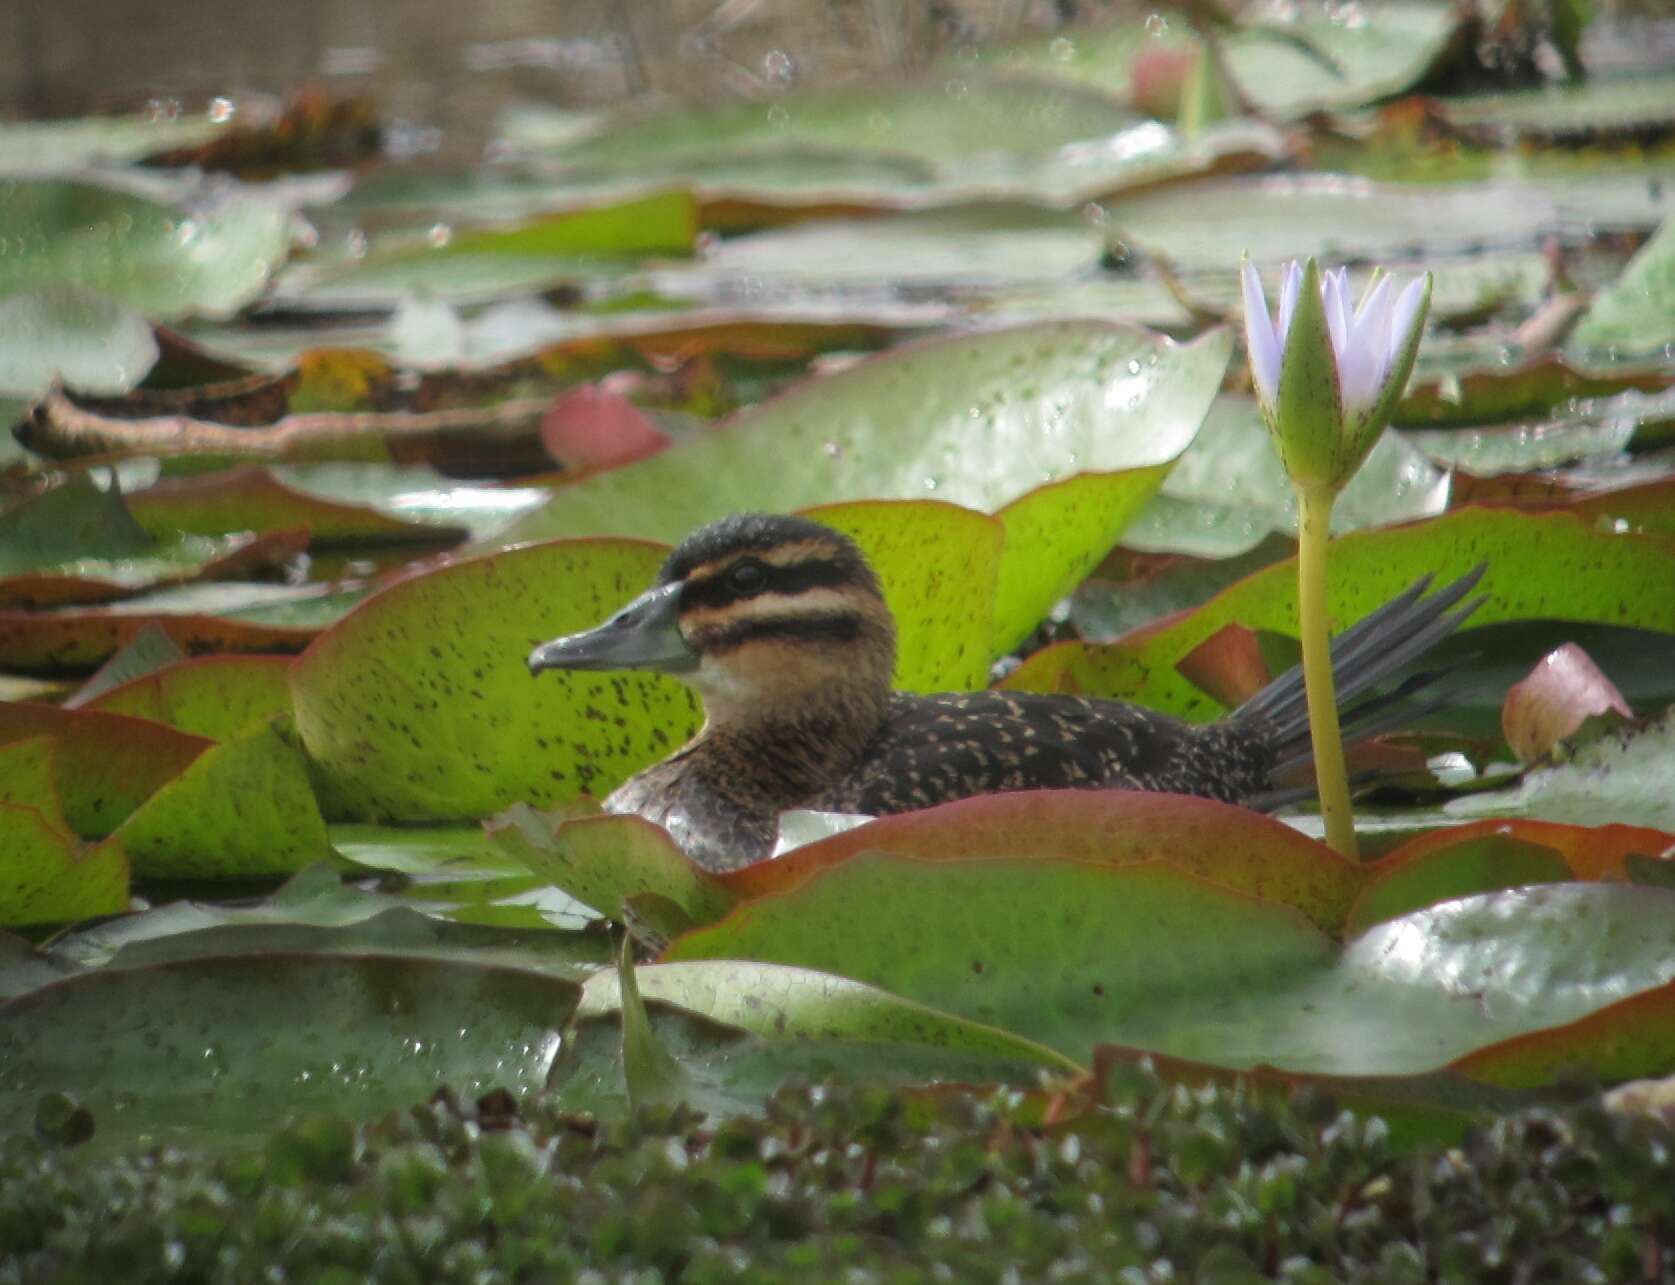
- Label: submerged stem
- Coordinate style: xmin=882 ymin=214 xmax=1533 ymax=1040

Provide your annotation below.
xmin=1295 ymin=483 xmax=1358 ymax=860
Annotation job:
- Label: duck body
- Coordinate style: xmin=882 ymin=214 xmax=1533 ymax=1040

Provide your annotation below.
xmin=529 ymin=513 xmax=1481 ymax=871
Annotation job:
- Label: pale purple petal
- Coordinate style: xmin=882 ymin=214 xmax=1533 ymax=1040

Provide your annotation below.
xmin=1321 ymin=268 xmax=1351 ymax=376
xmin=1345 ymin=275 xmax=1394 ymax=412
xmin=1240 ymin=260 xmax=1282 ymax=407
xmin=1391 ymin=275 xmax=1428 ymax=354
xmin=1276 ymin=260 xmax=1303 ymax=344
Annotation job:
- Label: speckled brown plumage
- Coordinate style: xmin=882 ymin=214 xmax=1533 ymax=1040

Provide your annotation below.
xmin=529 ymin=513 xmax=1484 ymax=872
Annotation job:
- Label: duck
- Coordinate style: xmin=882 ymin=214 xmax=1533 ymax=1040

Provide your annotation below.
xmin=528 ymin=512 xmax=1482 ymax=871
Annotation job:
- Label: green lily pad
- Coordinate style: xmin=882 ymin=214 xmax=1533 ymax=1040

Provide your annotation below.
xmin=682 ymin=204 xmax=1105 ymax=289
xmin=127 ymin=466 xmax=466 ymax=546
xmin=329 ymin=822 xmax=530 ymax=878
xmin=721 ymin=791 xmax=1363 ymax=936
xmin=0 ymin=476 xmax=151 ymax=578
xmin=107 ymin=721 xmax=330 ymax=878
xmin=0 ymin=113 xmax=230 ymax=171
xmin=555 ymin=957 xmax=1074 ymax=1120
xmin=1345 ymin=834 xmax=1577 ymax=935
xmin=102 ymin=905 xmax=603 ymax=981
xmin=290 ymin=538 xmax=696 ymax=821
xmin=582 ymin=959 xmax=1078 ymax=1072
xmin=282 ymin=189 xmax=698 ymax=304
xmin=666 ymin=856 xmax=1333 ymax=1065
xmin=64 ymin=623 xmax=188 ymax=708
xmin=0 ymin=178 xmax=296 ymax=322
xmin=1570 ymin=214 xmax=1675 ymax=359
xmin=0 ymin=286 xmax=158 ymax=405
xmin=1439 ymin=706 xmax=1675 ymax=832
xmin=495 ymin=322 xmax=1230 ymax=652
xmin=540 ymin=76 xmax=1143 ymax=183
xmin=1007 ymin=508 xmax=1675 ymax=722
xmin=1442 ymin=72 xmax=1675 ymax=141
xmin=0 ymin=582 xmax=356 ymax=672
xmin=0 ymin=804 xmax=127 ymax=928
xmin=489 ymin=806 xmax=739 ymax=927
xmin=0 ymin=953 xmax=578 ymax=1145
xmin=980 ymin=1 xmax=1457 ymax=120
xmin=1454 ymin=980 xmax=1675 ymax=1089
xmin=0 ymin=703 xmax=209 ymax=837
xmin=1120 ymin=398 xmax=1448 ymax=558
xmin=669 ymin=856 xmax=1675 ymax=1073
xmin=0 ymin=739 xmax=129 ymax=927
xmin=1104 ymin=175 xmax=1559 ymax=272
xmin=81 ymin=654 xmax=293 ymax=739
xmin=1069 ymin=533 xmax=1297 ymax=641
xmin=40 ymin=863 xmax=409 ymax=974
xmin=807 ymin=499 xmax=1002 ymax=691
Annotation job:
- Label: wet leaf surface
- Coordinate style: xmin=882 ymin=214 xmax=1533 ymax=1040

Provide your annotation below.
xmin=670 ymin=860 xmax=1675 ymax=1073
xmin=0 ymin=178 xmax=296 ymax=321
xmin=0 ymin=953 xmax=577 ymax=1146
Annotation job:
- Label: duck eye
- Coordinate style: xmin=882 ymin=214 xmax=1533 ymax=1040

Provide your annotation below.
xmin=725 ymin=559 xmax=768 ymax=595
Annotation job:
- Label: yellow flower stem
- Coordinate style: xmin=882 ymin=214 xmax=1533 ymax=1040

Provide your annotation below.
xmin=1296 ymin=481 xmax=1359 ymax=860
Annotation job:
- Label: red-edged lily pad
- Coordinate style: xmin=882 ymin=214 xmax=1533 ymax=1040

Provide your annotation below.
xmin=721 ymin=791 xmax=1363 ymax=935
xmin=81 ymin=654 xmax=294 ymax=740
xmin=0 ymin=702 xmax=209 ymax=837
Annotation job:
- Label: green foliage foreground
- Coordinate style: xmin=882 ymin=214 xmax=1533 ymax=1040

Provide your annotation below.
xmin=6 ymin=1069 xmax=1674 ymax=1284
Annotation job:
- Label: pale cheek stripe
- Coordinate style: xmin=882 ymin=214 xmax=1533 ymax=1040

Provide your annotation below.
xmin=682 ymin=586 xmax=858 ymax=629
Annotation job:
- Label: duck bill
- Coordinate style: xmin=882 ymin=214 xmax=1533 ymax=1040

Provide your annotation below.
xmin=527 ymin=581 xmax=698 ymax=675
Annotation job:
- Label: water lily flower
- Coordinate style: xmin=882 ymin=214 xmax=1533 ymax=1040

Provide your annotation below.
xmin=1241 ymin=257 xmax=1431 ymax=492
xmin=1238 ymin=255 xmax=1431 ymax=862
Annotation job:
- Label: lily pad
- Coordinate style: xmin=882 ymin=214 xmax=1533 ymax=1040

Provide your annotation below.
xmin=0 ymin=804 xmax=127 ymax=928
xmin=981 ymin=1 xmax=1458 ymax=120
xmin=555 ymin=959 xmax=1078 ymax=1116
xmin=1007 ymin=509 xmax=1675 ymax=722
xmin=1570 ymin=214 xmax=1675 ymax=359
xmin=678 ymin=204 xmax=1105 ymax=290
xmin=290 ymin=538 xmax=696 ymax=821
xmin=0 ymin=739 xmax=128 ymax=927
xmin=537 ymin=76 xmax=1144 ymax=184
xmin=127 ymin=466 xmax=467 ymax=546
xmin=106 ymin=721 xmax=331 ymax=878
xmin=0 ymin=113 xmax=231 ymax=171
xmin=669 ymin=856 xmax=1675 ymax=1073
xmin=82 ymin=654 xmax=294 ymax=740
xmin=1104 ymin=175 xmax=1561 ymax=271
xmin=0 ymin=178 xmax=297 ymax=322
xmin=0 ymin=702 xmax=209 ymax=837
xmin=1120 ymin=397 xmax=1449 ymax=558
xmin=0 ymin=953 xmax=577 ymax=1145
xmin=1345 ymin=833 xmax=1576 ymax=935
xmin=806 ymin=499 xmax=1002 ymax=691
xmin=0 ymin=582 xmax=353 ymax=671
xmin=282 ymin=189 xmax=699 ymax=304
xmin=1442 ymin=706 xmax=1675 ymax=832
xmin=100 ymin=905 xmax=603 ymax=981
xmin=0 ymin=286 xmax=158 ymax=408
xmin=495 ymin=322 xmax=1230 ymax=651
xmin=1455 ymin=980 xmax=1675 ymax=1089
xmin=489 ymin=806 xmax=739 ymax=928
xmin=722 ymin=791 xmax=1363 ymax=936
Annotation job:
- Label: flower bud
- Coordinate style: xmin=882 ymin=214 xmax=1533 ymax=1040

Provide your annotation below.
xmin=1242 ymin=256 xmax=1431 ymax=491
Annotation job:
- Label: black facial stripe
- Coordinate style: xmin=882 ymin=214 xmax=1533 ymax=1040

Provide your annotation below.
xmin=698 ymin=613 xmax=864 ymax=651
xmin=681 ymin=558 xmax=854 ymax=610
